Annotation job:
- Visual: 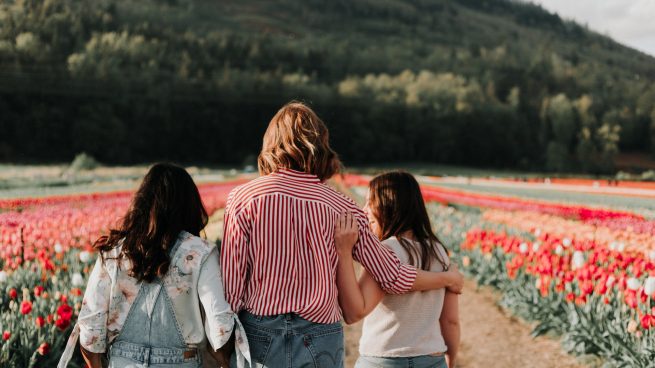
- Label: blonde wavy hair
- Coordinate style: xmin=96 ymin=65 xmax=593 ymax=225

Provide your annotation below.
xmin=258 ymin=101 xmax=341 ymax=181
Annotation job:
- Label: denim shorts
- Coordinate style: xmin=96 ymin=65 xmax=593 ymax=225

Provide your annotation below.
xmin=236 ymin=311 xmax=344 ymax=368
xmin=355 ymin=355 xmax=447 ymax=368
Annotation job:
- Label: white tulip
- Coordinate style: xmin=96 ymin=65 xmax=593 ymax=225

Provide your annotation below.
xmin=0 ymin=271 xmax=7 ymax=283
xmin=606 ymin=275 xmax=616 ymax=288
xmin=644 ymin=277 xmax=655 ymax=296
xmin=627 ymin=277 xmax=641 ymax=291
xmin=532 ymin=242 xmax=541 ymax=252
xmin=649 ymin=250 xmax=655 ymax=262
xmin=54 ymin=243 xmax=64 ymax=254
xmin=609 ymin=242 xmax=618 ymax=251
xmin=79 ymin=251 xmax=92 ymax=263
xmin=71 ymin=273 xmax=84 ymax=287
xmin=519 ymin=243 xmax=529 ymax=254
xmin=571 ymin=251 xmax=585 ymax=270
xmin=617 ymin=243 xmax=626 ymax=252
xmin=555 ymin=245 xmax=564 ymax=256
xmin=563 ymin=238 xmax=572 ymax=247
xmin=534 ymin=229 xmax=542 ymax=237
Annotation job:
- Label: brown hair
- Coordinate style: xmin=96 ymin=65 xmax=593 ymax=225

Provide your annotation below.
xmin=258 ymin=101 xmax=341 ymax=181
xmin=95 ymin=163 xmax=208 ymax=282
xmin=368 ymin=171 xmax=448 ymax=271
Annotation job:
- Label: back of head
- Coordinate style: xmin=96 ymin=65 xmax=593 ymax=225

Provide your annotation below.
xmin=368 ymin=171 xmax=447 ymax=271
xmin=96 ymin=163 xmax=208 ymax=282
xmin=258 ymin=101 xmax=341 ymax=182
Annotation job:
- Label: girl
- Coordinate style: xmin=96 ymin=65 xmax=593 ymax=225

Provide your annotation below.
xmin=58 ymin=163 xmax=249 ymax=368
xmin=335 ymin=171 xmax=460 ymax=368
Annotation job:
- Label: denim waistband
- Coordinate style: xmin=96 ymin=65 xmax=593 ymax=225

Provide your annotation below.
xmin=240 ymin=310 xmax=343 ymax=336
xmin=109 ymin=341 xmax=200 ymax=365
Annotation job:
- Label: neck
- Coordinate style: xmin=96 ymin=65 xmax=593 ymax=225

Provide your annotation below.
xmin=399 ymin=230 xmax=415 ymax=241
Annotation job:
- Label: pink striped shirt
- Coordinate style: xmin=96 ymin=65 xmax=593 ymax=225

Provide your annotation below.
xmin=221 ymin=169 xmax=417 ymax=324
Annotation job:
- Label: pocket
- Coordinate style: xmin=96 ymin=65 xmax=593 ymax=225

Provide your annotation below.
xmin=244 ymin=330 xmax=272 ymax=365
xmin=303 ymin=324 xmax=344 ymax=368
xmin=414 ymin=355 xmax=447 ymax=368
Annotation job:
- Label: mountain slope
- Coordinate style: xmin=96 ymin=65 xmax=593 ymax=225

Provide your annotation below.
xmin=0 ymin=0 xmax=654 ymax=173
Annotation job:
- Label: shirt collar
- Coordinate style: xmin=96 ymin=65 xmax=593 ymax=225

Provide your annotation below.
xmin=275 ymin=168 xmax=322 ymax=183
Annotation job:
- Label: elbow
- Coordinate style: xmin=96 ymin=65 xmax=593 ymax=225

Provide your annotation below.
xmin=342 ymin=311 xmax=365 ymax=325
xmin=441 ymin=317 xmax=460 ymax=328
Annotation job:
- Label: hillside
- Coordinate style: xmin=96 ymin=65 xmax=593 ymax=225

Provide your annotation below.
xmin=1 ymin=0 xmax=654 ymax=173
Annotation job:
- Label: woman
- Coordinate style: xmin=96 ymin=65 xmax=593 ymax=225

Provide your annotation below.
xmin=221 ymin=102 xmax=463 ymax=368
xmin=335 ymin=171 xmax=460 ymax=368
xmin=58 ymin=163 xmax=250 ymax=368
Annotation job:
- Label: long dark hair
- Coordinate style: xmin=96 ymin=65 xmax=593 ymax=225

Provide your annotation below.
xmin=95 ymin=163 xmax=208 ymax=282
xmin=368 ymin=171 xmax=448 ymax=271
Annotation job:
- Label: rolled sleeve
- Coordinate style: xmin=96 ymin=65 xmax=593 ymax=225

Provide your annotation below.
xmin=220 ymin=195 xmax=251 ymax=312
xmin=352 ymin=213 xmax=417 ymax=294
xmin=198 ymin=247 xmax=235 ymax=350
xmin=78 ymin=255 xmax=111 ymax=353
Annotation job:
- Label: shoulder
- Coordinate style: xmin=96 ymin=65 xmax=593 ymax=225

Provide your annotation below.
xmin=226 ymin=175 xmax=280 ymax=213
xmin=380 ymin=237 xmax=407 ymax=260
xmin=176 ymin=231 xmax=217 ymax=263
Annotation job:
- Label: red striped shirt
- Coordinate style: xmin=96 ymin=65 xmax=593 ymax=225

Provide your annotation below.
xmin=221 ymin=169 xmax=417 ymax=324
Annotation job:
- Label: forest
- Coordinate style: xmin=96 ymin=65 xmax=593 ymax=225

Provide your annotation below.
xmin=1 ymin=0 xmax=654 ymax=173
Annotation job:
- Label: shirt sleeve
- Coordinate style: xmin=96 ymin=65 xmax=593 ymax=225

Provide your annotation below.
xmin=78 ymin=255 xmax=112 ymax=353
xmin=351 ymin=211 xmax=417 ymax=294
xmin=220 ymin=195 xmax=251 ymax=312
xmin=198 ymin=247 xmax=236 ymax=350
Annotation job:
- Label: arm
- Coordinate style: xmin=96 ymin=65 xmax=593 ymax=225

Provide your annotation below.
xmin=199 ymin=247 xmax=236 ymax=366
xmin=440 ymin=291 xmax=460 ymax=367
xmin=335 ymin=212 xmax=385 ymax=324
xmin=78 ymin=255 xmax=112 ymax=368
xmin=81 ymin=347 xmax=103 ymax=368
xmin=350 ymin=209 xmax=463 ymax=294
xmin=220 ymin=195 xmax=251 ymax=312
xmin=413 ymin=265 xmax=463 ymax=293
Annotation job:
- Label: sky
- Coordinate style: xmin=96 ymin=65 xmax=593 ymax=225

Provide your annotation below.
xmin=526 ymin=0 xmax=655 ymax=57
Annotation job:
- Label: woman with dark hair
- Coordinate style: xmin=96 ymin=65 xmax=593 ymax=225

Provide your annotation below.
xmin=335 ymin=171 xmax=460 ymax=368
xmin=58 ymin=163 xmax=250 ymax=368
xmin=221 ymin=102 xmax=462 ymax=367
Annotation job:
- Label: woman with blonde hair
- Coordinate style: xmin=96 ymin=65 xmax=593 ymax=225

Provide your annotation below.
xmin=221 ymin=102 xmax=463 ymax=367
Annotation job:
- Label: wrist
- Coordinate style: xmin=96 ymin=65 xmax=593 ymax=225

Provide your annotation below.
xmin=337 ymin=249 xmax=354 ymax=260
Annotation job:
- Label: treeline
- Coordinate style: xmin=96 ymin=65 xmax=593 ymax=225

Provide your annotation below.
xmin=1 ymin=0 xmax=655 ymax=173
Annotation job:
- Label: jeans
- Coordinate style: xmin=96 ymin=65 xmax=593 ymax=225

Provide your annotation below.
xmin=355 ymin=355 xmax=447 ymax=368
xmin=236 ymin=311 xmax=344 ymax=368
xmin=108 ymin=281 xmax=202 ymax=368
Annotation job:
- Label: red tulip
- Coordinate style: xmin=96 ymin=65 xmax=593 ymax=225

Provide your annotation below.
xmin=33 ymin=285 xmax=44 ymax=297
xmin=9 ymin=288 xmax=17 ymax=299
xmin=640 ymin=314 xmax=655 ymax=330
xmin=57 ymin=304 xmax=73 ymax=322
xmin=20 ymin=300 xmax=33 ymax=315
xmin=37 ymin=342 xmax=49 ymax=355
xmin=55 ymin=317 xmax=71 ymax=331
xmin=35 ymin=316 xmax=45 ymax=328
xmin=2 ymin=331 xmax=10 ymax=341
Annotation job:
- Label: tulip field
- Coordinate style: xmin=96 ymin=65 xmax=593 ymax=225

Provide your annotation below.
xmin=418 ymin=182 xmax=655 ymax=367
xmin=4 ymin=173 xmax=655 ymax=367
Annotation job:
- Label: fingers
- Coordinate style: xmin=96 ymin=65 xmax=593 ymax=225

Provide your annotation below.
xmin=336 ymin=210 xmax=358 ymax=231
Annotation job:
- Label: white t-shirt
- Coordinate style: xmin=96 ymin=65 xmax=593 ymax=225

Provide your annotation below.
xmin=359 ymin=236 xmax=449 ymax=357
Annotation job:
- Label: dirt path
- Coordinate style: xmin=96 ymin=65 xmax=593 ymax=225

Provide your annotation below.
xmin=344 ymin=279 xmax=584 ymax=368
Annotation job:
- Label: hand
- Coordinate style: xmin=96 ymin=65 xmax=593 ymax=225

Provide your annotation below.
xmin=335 ymin=211 xmax=359 ymax=258
xmin=445 ymin=265 xmax=464 ymax=294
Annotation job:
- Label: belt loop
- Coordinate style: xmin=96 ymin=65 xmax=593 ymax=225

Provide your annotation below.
xmin=143 ymin=346 xmax=151 ymax=367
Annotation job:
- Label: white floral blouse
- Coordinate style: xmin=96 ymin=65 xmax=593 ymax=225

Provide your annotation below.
xmin=58 ymin=231 xmax=250 ymax=368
